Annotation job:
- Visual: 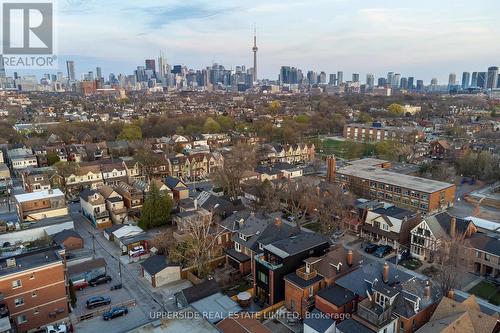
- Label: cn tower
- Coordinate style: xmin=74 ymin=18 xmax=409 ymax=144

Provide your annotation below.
xmin=252 ymin=27 xmax=258 ymax=82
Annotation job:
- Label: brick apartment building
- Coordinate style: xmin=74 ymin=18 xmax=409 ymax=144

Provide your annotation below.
xmin=14 ymin=189 xmax=68 ymax=222
xmin=329 ymin=157 xmax=456 ymax=213
xmin=343 ymin=123 xmax=423 ymax=143
xmin=0 ymin=247 xmax=69 ymax=332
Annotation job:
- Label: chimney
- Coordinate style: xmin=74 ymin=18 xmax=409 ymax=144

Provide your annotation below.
xmin=274 ymin=217 xmax=282 ymax=226
xmin=424 ymin=280 xmax=431 ymax=298
xmin=383 ymin=262 xmax=390 ymax=283
xmin=194 ymin=198 xmax=198 ymax=210
xmin=347 ymin=249 xmax=353 ymax=266
xmin=447 ymin=289 xmax=455 ymax=300
xmin=450 ymin=217 xmax=456 ymax=239
xmin=326 ymin=155 xmax=336 ymax=182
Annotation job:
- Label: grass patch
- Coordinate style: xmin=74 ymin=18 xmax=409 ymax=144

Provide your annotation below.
xmin=469 ymin=281 xmax=500 ymax=305
xmin=303 ymin=222 xmax=321 ymax=232
xmin=400 ymin=258 xmax=422 ymax=270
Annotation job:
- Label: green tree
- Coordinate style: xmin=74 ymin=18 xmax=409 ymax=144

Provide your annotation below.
xmin=68 ymin=280 xmax=77 ymax=307
xmin=358 ymin=112 xmax=373 ymax=124
xmin=54 ymin=161 xmax=79 ymax=178
xmin=46 ymin=151 xmax=60 ymax=166
xmin=139 ymin=182 xmax=173 ymax=230
xmin=387 ymin=103 xmax=405 ymax=117
xmin=341 ymin=140 xmax=365 ymax=159
xmin=216 ymin=116 xmax=234 ymax=132
xmin=375 ymin=140 xmax=404 ymax=161
xmin=203 ymin=117 xmax=221 ymax=133
xmin=118 ymin=124 xmax=142 ymax=141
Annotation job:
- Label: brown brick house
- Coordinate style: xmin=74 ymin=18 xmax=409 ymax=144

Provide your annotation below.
xmin=0 ymin=247 xmax=68 ymax=332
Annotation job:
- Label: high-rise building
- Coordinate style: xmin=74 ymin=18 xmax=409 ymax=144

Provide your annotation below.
xmin=393 ymin=73 xmax=401 ymax=88
xmin=477 ymin=72 xmax=487 ymax=89
xmin=329 ymin=73 xmax=336 ymax=85
xmin=96 ymin=67 xmax=102 ymax=80
xmin=0 ymin=55 xmax=5 ymax=78
xmin=387 ymin=72 xmax=394 ymax=87
xmin=448 ymin=73 xmax=457 ymax=90
xmin=407 ymin=77 xmax=415 ymax=90
xmin=145 ymin=59 xmax=156 ymax=75
xmin=366 ymin=73 xmax=374 ymax=89
xmin=318 ymin=72 xmax=326 ymax=84
xmin=430 ymin=78 xmax=438 ymax=91
xmin=471 ymin=72 xmax=478 ymax=87
xmin=461 ymin=72 xmax=470 ymax=89
xmin=337 ymin=71 xmax=343 ymax=85
xmin=400 ymin=77 xmax=408 ymax=90
xmin=158 ymin=52 xmax=168 ymax=80
xmin=352 ymin=73 xmax=360 ymax=82
xmin=280 ymin=66 xmax=291 ymax=85
xmin=252 ymin=28 xmax=258 ymax=82
xmin=497 ymin=74 xmax=500 ymax=88
xmin=66 ymin=61 xmax=75 ymax=82
xmin=416 ymin=80 xmax=424 ymax=91
xmin=307 ymin=71 xmax=317 ymax=85
xmin=487 ymin=66 xmax=498 ymax=90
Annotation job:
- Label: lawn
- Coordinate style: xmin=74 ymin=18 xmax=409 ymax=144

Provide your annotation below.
xmin=400 ymin=258 xmax=422 ymax=270
xmin=303 ymin=222 xmax=321 ymax=232
xmin=469 ymin=281 xmax=500 ymax=306
xmin=316 ymin=138 xmax=345 ymax=157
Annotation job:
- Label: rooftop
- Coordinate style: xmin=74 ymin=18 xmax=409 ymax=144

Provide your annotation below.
xmin=0 ymin=246 xmax=63 ymax=276
xmin=338 ymin=160 xmax=454 ymax=193
xmin=14 ymin=189 xmax=65 ymax=202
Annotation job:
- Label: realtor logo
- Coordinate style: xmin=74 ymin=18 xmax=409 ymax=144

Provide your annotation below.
xmin=2 ymin=2 xmax=53 ymax=54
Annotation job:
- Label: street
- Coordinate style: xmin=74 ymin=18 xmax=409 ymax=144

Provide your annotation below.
xmin=69 ymin=203 xmax=176 ymax=333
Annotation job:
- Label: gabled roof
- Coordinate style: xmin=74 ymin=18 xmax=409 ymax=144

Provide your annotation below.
xmin=165 ymin=176 xmax=187 ymax=190
xmin=317 ymin=284 xmax=357 ymax=307
xmin=424 ymin=212 xmax=474 ymax=239
xmin=141 ymin=255 xmax=178 ymax=275
xmin=175 ymin=279 xmax=219 ymax=308
xmin=416 ymin=296 xmax=500 ymax=333
xmin=52 ymin=229 xmax=82 ymax=245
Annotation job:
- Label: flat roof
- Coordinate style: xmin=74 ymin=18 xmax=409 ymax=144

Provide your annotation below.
xmin=0 ymin=246 xmax=63 ymax=276
xmin=338 ymin=164 xmax=454 ymax=193
xmin=14 ymin=189 xmax=64 ymax=202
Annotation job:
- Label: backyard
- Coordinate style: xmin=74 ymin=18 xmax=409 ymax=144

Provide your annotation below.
xmin=469 ymin=281 xmax=500 ymax=306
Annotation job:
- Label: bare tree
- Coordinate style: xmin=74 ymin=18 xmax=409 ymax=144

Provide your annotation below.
xmin=435 ymin=231 xmax=470 ymax=296
xmin=312 ymin=183 xmax=354 ymax=235
xmin=150 ymin=228 xmax=174 ymax=255
xmin=213 ymin=143 xmax=256 ymax=199
xmin=279 ymin=179 xmax=316 ymax=228
xmin=169 ymin=217 xmax=226 ymax=279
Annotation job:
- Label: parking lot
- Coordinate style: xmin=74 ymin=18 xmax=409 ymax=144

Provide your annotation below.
xmin=73 ymin=281 xmax=133 ymax=317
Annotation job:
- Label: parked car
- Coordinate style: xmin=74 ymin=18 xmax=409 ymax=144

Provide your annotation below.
xmin=103 ymin=306 xmax=128 ymax=321
xmin=374 ymin=245 xmax=393 ymax=258
xmin=86 ymin=296 xmax=111 ymax=309
xmin=89 ymin=275 xmax=112 ymax=286
xmin=364 ymin=243 xmax=378 ymax=254
xmin=73 ymin=280 xmax=88 ymax=291
xmin=46 ymin=323 xmax=68 ymax=333
xmin=128 ymin=246 xmax=145 ymax=257
xmin=110 ymin=283 xmax=122 ymax=291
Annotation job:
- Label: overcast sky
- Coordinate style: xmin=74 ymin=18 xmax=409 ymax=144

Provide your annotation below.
xmin=16 ymin=0 xmax=500 ymax=82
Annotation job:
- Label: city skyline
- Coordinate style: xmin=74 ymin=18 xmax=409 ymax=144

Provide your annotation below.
xmin=5 ymin=0 xmax=500 ymax=82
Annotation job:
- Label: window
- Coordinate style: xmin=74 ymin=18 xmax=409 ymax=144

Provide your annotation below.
xmin=32 ymin=291 xmax=37 ymax=298
xmin=258 ymin=271 xmax=268 ymax=284
xmin=29 ymin=273 xmax=35 ymax=280
xmin=17 ymin=315 xmax=27 ymax=324
xmin=484 ymin=253 xmax=491 ymax=262
xmin=476 ymin=251 xmax=481 ymax=258
xmin=235 ymin=242 xmax=241 ymax=252
xmin=15 ymin=297 xmax=24 ymax=307
xmin=12 ymin=279 xmax=22 ymax=288
xmin=308 ymin=286 xmax=314 ymax=296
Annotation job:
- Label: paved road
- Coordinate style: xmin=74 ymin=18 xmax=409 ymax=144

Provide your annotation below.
xmin=69 ymin=203 xmax=164 ymax=332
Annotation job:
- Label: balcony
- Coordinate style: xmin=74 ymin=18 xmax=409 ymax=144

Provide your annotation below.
xmin=296 ymin=266 xmax=318 ymax=280
xmin=94 ymin=210 xmax=109 ymax=219
xmin=255 ymin=253 xmax=283 ymax=270
xmin=356 ymin=297 xmax=393 ymax=328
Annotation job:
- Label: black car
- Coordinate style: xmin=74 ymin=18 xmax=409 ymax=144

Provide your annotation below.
xmin=364 ymin=243 xmax=378 ymax=254
xmin=103 ymin=306 xmax=128 ymax=321
xmin=89 ymin=275 xmax=112 ymax=286
xmin=86 ymin=296 xmax=111 ymax=309
xmin=374 ymin=245 xmax=393 ymax=258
